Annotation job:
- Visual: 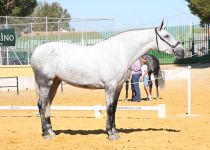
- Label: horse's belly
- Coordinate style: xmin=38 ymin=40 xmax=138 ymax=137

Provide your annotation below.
xmin=65 ymin=81 xmax=104 ymax=89
xmin=57 ymin=71 xmax=105 ymax=89
xmin=63 ymin=79 xmax=105 ymax=89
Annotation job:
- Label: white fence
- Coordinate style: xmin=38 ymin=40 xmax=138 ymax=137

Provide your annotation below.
xmin=0 ymin=104 xmax=166 ymax=119
xmin=0 ymin=66 xmax=199 ymax=119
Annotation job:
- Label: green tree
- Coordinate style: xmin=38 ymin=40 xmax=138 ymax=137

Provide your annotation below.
xmin=32 ymin=2 xmax=71 ymax=31
xmin=186 ymin=0 xmax=210 ymax=25
xmin=0 ymin=0 xmax=37 ymax=16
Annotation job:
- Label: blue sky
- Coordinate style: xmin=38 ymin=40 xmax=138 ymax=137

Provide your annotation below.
xmin=40 ymin=0 xmax=200 ymax=30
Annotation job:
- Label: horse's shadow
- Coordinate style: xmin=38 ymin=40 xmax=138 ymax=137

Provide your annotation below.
xmin=54 ymin=128 xmax=180 ymax=136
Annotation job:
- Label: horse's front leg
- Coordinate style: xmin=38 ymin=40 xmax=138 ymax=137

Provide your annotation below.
xmin=38 ymin=85 xmax=55 ymax=139
xmin=105 ymin=84 xmax=122 ymax=140
xmin=37 ymin=78 xmax=61 ymax=139
xmin=111 ymin=85 xmax=123 ymax=136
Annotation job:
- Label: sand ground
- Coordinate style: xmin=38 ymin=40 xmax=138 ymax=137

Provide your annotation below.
xmin=0 ymin=64 xmax=210 ymax=150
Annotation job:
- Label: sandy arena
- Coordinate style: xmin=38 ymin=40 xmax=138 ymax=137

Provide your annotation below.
xmin=0 ymin=64 xmax=210 ymax=150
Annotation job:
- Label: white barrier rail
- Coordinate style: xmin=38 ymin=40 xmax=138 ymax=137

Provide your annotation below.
xmin=0 ymin=76 xmax=19 ymax=95
xmin=0 ymin=104 xmax=166 ymax=119
xmin=0 ymin=66 xmax=199 ymax=119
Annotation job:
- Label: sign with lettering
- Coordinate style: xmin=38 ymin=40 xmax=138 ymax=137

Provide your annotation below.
xmin=0 ymin=29 xmax=16 ymax=46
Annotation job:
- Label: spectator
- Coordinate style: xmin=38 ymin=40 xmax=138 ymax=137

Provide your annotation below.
xmin=131 ymin=59 xmax=141 ymax=102
xmin=141 ymin=58 xmax=152 ymax=101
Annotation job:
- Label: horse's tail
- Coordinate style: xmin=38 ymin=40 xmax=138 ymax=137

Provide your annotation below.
xmin=158 ymin=68 xmax=165 ymax=89
xmin=32 ymin=69 xmax=40 ymax=100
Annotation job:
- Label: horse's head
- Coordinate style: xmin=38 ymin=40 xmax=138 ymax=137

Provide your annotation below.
xmin=155 ymin=21 xmax=184 ymax=59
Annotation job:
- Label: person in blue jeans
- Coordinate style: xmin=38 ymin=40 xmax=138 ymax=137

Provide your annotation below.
xmin=131 ymin=59 xmax=141 ymax=102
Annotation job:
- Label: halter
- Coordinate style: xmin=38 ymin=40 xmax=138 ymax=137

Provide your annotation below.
xmin=155 ymin=27 xmax=180 ymax=54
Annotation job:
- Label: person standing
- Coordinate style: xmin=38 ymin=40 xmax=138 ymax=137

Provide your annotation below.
xmin=141 ymin=58 xmax=152 ymax=101
xmin=131 ymin=59 xmax=141 ymax=102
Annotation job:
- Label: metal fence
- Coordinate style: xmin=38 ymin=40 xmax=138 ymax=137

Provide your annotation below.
xmin=0 ymin=16 xmax=115 ymax=65
xmin=0 ymin=16 xmax=209 ymax=65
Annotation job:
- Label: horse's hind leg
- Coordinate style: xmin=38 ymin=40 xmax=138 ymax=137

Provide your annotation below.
xmin=36 ymin=77 xmax=61 ymax=139
xmin=155 ymin=78 xmax=159 ymax=99
xmin=48 ymin=78 xmax=61 ymax=105
xmin=148 ymin=75 xmax=153 ymax=97
xmin=125 ymin=80 xmax=129 ymax=100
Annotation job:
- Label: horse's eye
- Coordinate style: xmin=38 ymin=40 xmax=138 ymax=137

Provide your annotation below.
xmin=164 ymin=34 xmax=169 ymax=38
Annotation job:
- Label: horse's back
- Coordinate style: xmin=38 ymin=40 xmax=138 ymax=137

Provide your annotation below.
xmin=31 ymin=42 xmax=88 ymax=66
xmin=31 ymin=42 xmax=80 ymax=59
xmin=30 ymin=42 xmax=119 ymax=88
xmin=31 ymin=42 xmax=86 ymax=77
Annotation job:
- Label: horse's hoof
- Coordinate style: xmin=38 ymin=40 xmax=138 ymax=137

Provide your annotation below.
xmin=108 ymin=133 xmax=120 ymax=141
xmin=114 ymin=131 xmax=119 ymax=136
xmin=42 ymin=130 xmax=56 ymax=140
xmin=43 ymin=134 xmax=55 ymax=140
xmin=113 ymin=131 xmax=120 ymax=138
xmin=48 ymin=129 xmax=56 ymax=136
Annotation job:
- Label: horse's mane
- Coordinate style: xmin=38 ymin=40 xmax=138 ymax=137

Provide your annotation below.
xmin=119 ymin=27 xmax=154 ymax=33
xmin=104 ymin=27 xmax=155 ymax=41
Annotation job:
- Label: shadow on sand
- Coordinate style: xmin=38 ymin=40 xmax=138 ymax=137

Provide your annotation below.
xmin=54 ymin=128 xmax=180 ymax=136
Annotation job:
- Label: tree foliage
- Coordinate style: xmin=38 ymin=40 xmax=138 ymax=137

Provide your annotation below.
xmin=186 ymin=0 xmax=210 ymax=25
xmin=0 ymin=0 xmax=37 ymax=16
xmin=32 ymin=2 xmax=71 ymax=31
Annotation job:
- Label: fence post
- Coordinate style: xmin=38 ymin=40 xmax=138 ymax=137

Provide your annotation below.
xmin=157 ymin=104 xmax=166 ymax=119
xmin=45 ymin=16 xmax=48 ymax=42
xmin=5 ymin=15 xmax=8 ymax=29
xmin=208 ymin=24 xmax=210 ymax=52
xmin=16 ymin=76 xmax=19 ymax=95
xmin=6 ymin=47 xmax=9 ymax=65
xmin=81 ymin=19 xmax=84 ymax=46
xmin=191 ymin=24 xmax=195 ymax=56
xmin=187 ymin=66 xmax=191 ymax=115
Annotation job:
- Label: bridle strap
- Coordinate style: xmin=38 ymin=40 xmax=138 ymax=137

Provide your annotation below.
xmin=155 ymin=27 xmax=180 ymax=54
xmin=156 ymin=29 xmax=160 ymax=52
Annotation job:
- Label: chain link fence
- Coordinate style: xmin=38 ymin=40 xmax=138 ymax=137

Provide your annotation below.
xmin=0 ymin=16 xmax=115 ymax=65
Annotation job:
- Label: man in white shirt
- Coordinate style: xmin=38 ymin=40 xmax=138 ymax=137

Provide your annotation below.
xmin=141 ymin=58 xmax=152 ymax=101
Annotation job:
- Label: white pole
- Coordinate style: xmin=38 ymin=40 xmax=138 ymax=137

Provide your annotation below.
xmin=6 ymin=47 xmax=9 ymax=65
xmin=187 ymin=66 xmax=191 ymax=115
xmin=112 ymin=18 xmax=116 ymax=35
xmin=30 ymin=22 xmax=33 ymax=33
xmin=157 ymin=104 xmax=166 ymax=119
xmin=5 ymin=15 xmax=8 ymax=29
xmin=28 ymin=22 xmax=33 ymax=65
xmin=45 ymin=16 xmax=48 ymax=41
xmin=178 ymin=66 xmax=201 ymax=118
xmin=81 ymin=19 xmax=84 ymax=46
xmin=0 ymin=105 xmax=165 ymax=119
xmin=57 ymin=21 xmax=60 ymax=41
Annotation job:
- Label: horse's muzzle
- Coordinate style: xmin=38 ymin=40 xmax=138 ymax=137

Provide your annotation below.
xmin=174 ymin=46 xmax=185 ymax=59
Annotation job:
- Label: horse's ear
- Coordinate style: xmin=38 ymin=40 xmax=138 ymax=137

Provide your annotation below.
xmin=159 ymin=20 xmax=165 ymax=31
xmin=162 ymin=21 xmax=167 ymax=29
